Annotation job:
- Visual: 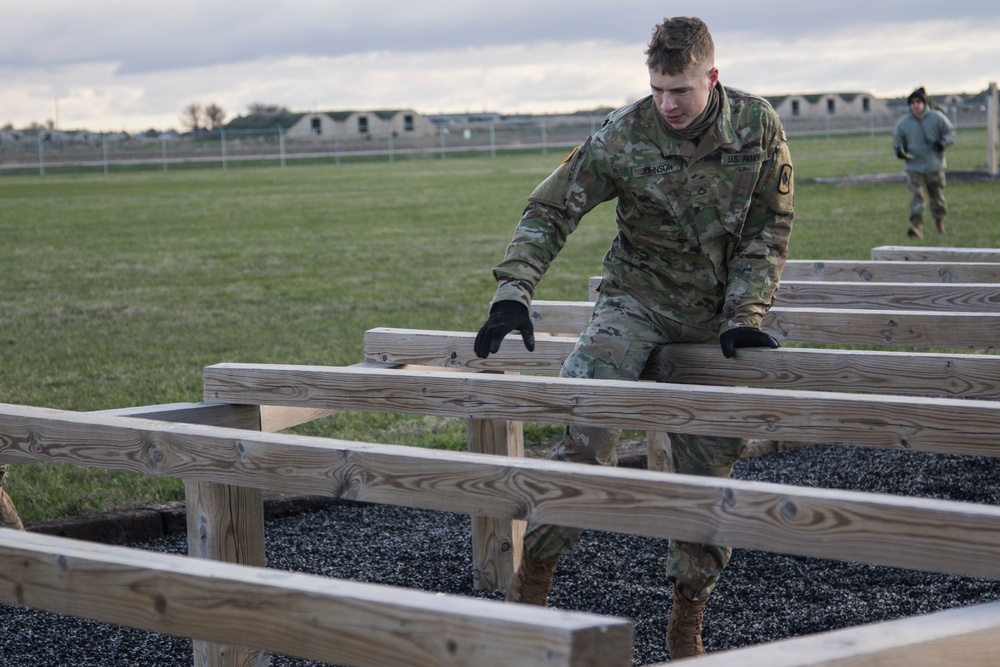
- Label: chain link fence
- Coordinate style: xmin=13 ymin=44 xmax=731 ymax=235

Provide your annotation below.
xmin=1 ymin=107 xmax=992 ymax=176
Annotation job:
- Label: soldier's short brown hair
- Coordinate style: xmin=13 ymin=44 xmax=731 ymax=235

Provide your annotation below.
xmin=645 ymin=16 xmax=715 ymax=76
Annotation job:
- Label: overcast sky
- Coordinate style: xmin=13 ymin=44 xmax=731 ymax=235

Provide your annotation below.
xmin=3 ymin=1 xmax=998 ymax=133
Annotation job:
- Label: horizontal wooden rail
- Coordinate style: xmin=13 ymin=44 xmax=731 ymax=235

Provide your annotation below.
xmin=529 ymin=301 xmax=1000 ymax=348
xmin=200 ymin=363 xmax=1000 ymax=457
xmin=0 ymin=530 xmax=631 ymax=667
xmin=587 ymin=278 xmax=1000 ymax=312
xmin=98 ymin=401 xmax=340 ymax=434
xmin=362 ymin=328 xmax=1000 ymax=398
xmin=656 ymin=600 xmax=1000 ymax=667
xmin=780 ymin=259 xmax=1000 ymax=283
xmin=772 ymin=280 xmax=1000 ymax=311
xmin=5 ymin=402 xmax=1000 ymax=578
xmin=871 ymin=246 xmax=1000 ymax=263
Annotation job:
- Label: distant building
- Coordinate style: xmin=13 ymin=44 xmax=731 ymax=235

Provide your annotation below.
xmin=765 ymin=92 xmax=890 ymax=120
xmin=224 ymin=109 xmax=438 ymax=140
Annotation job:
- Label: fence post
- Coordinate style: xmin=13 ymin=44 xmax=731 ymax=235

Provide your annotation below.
xmin=221 ymin=128 xmax=227 ymax=171
xmin=102 ymin=133 xmax=109 ymax=175
xmin=988 ymin=81 xmax=998 ymax=177
xmin=278 ymin=126 xmax=286 ymax=167
xmin=37 ymin=132 xmax=45 ymax=176
xmin=161 ymin=136 xmax=168 ymax=172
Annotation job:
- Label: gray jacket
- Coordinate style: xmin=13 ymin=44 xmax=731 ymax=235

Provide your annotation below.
xmin=893 ymin=108 xmax=956 ymax=174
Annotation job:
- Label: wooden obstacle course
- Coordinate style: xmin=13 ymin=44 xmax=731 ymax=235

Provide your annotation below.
xmin=3 ymin=246 xmax=999 ymax=666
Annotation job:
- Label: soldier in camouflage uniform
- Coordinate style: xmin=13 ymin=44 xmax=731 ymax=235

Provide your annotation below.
xmin=474 ymin=16 xmax=793 ymax=660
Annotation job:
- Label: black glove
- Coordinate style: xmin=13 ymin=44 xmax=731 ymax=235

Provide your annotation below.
xmin=719 ymin=327 xmax=780 ymax=359
xmin=933 ymin=139 xmax=946 ymax=152
xmin=474 ymin=301 xmax=535 ymax=359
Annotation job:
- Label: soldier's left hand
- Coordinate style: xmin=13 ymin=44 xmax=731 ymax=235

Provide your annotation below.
xmin=719 ymin=327 xmax=780 ymax=359
xmin=933 ymin=139 xmax=946 ymax=152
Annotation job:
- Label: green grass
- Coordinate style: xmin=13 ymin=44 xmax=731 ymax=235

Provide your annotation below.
xmin=2 ymin=128 xmax=998 ymax=522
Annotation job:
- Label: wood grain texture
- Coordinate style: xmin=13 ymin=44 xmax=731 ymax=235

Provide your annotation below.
xmin=530 ymin=301 xmax=1000 ymax=348
xmin=774 ymin=281 xmax=1000 ymax=312
xmin=871 ymin=246 xmax=1000 ymax=263
xmin=667 ymin=600 xmax=1000 ymax=667
xmin=199 ymin=363 xmax=1000 ymax=455
xmin=0 ymin=530 xmax=631 ymax=667
xmin=186 ymin=481 xmax=267 ymax=667
xmin=468 ymin=415 xmax=524 ymax=591
xmin=5 ymin=403 xmax=1000 ymax=578
xmin=780 ymin=260 xmax=1000 ymax=283
xmin=362 ymin=328 xmax=1000 ymax=398
xmin=588 ymin=276 xmax=1000 ymax=310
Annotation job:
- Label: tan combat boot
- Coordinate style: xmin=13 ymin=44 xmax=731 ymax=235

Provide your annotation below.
xmin=505 ymin=555 xmax=558 ymax=605
xmin=907 ymin=215 xmax=924 ymax=239
xmin=666 ymin=589 xmax=708 ymax=660
xmin=935 ymin=218 xmax=946 ymax=234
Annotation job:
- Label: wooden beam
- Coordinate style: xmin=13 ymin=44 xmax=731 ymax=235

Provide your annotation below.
xmin=673 ymin=600 xmax=1000 ymax=667
xmin=774 ymin=281 xmax=1000 ymax=312
xmin=200 ymin=364 xmax=1000 ymax=455
xmin=362 ymin=328 xmax=1000 ymax=398
xmin=4 ymin=402 xmax=1000 ymax=578
xmin=0 ymin=530 xmax=632 ymax=667
xmin=96 ymin=402 xmax=262 ymax=430
xmin=780 ymin=260 xmax=1000 ymax=283
xmin=871 ymin=246 xmax=1000 ymax=263
xmin=529 ymin=301 xmax=1000 ymax=348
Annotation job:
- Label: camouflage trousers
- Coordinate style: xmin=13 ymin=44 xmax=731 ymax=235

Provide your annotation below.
xmin=522 ymin=291 xmax=744 ymax=602
xmin=907 ymin=169 xmax=948 ymax=222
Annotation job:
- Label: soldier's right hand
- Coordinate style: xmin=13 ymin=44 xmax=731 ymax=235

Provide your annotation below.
xmin=474 ymin=301 xmax=535 ymax=358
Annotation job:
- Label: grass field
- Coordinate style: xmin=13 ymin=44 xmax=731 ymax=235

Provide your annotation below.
xmin=2 ymin=128 xmax=998 ymax=522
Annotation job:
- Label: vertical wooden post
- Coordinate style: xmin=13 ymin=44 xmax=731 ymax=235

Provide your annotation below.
xmin=646 ymin=431 xmax=675 ymax=473
xmin=184 ymin=405 xmax=268 ymax=667
xmin=186 ymin=480 xmax=269 ymax=667
xmin=467 ymin=416 xmax=524 ymax=592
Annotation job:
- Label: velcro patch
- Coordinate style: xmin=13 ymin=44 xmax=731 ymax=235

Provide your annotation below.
xmin=722 ymin=150 xmax=766 ymax=165
xmin=631 ymin=160 xmax=683 ymax=178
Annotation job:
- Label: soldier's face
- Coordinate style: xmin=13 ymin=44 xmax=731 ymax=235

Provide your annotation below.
xmin=650 ymin=66 xmax=719 ymax=130
xmin=909 ymin=99 xmax=926 ymax=117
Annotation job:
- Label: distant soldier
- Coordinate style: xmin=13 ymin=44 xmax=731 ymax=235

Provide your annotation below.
xmin=893 ymin=86 xmax=956 ymax=237
xmin=0 ymin=464 xmax=25 ymax=530
xmin=474 ymin=16 xmax=793 ymax=659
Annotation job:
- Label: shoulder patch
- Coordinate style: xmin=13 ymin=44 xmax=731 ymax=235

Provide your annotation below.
xmin=528 ymin=137 xmax=591 ymax=209
xmin=757 ymin=141 xmax=794 ymax=215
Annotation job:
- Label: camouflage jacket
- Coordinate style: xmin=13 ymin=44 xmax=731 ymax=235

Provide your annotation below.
xmin=491 ymin=84 xmax=794 ymax=333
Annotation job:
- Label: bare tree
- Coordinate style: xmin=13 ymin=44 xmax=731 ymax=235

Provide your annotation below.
xmin=182 ymin=102 xmax=203 ymax=132
xmin=204 ymin=103 xmax=226 ymax=129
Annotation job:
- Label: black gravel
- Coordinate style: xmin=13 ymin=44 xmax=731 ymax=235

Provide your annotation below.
xmin=4 ymin=443 xmax=1000 ymax=666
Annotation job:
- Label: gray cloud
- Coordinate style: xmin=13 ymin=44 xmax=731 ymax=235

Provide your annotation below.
xmin=4 ymin=1 xmax=996 ymax=75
